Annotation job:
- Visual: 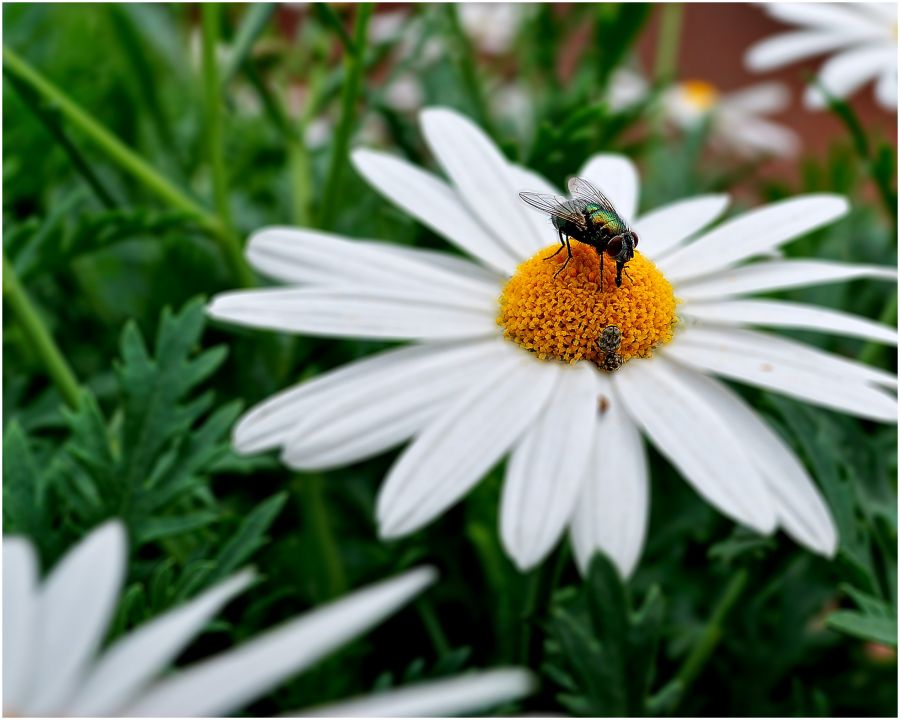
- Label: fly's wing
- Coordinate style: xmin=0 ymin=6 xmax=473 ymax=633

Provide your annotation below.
xmin=566 ymin=177 xmax=629 ymax=229
xmin=518 ymin=191 xmax=588 ymax=230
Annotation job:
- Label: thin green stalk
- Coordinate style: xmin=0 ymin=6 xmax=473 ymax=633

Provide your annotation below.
xmin=202 ymin=4 xmax=234 ymax=232
xmin=445 ymin=4 xmax=496 ymax=137
xmin=653 ymin=3 xmax=683 ymax=84
xmin=6 ymin=72 xmax=116 ymax=209
xmin=3 ymin=252 xmax=82 ymax=409
xmin=318 ymin=4 xmax=372 ymax=228
xmin=221 ymin=3 xmax=276 ymax=87
xmin=672 ymin=568 xmax=749 ymax=698
xmin=417 ymin=597 xmax=451 ymax=656
xmin=2 ymin=46 xmax=254 ymax=288
xmin=296 ymin=474 xmax=347 ymax=600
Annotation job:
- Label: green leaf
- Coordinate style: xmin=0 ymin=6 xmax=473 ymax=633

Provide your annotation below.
xmin=826 ymin=611 xmax=897 ymax=647
xmin=3 ymin=422 xmax=45 ymax=537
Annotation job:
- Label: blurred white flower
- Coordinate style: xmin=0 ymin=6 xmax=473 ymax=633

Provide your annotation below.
xmin=664 ymin=80 xmax=800 ymax=157
xmin=385 ymin=73 xmax=425 ymax=113
xmin=459 ymin=4 xmax=527 ymax=55
xmin=209 ymin=107 xmax=897 ymax=577
xmin=746 ymin=2 xmax=898 ymax=109
xmin=3 ymin=521 xmax=534 ymax=717
xmin=608 ymin=67 xmax=650 ymax=111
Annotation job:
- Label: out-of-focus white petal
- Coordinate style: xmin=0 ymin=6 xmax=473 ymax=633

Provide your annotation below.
xmin=24 ymin=522 xmax=126 ymax=716
xmin=725 ymin=116 xmax=800 ymax=157
xmin=806 ymin=46 xmax=896 ymax=107
xmin=378 ymin=243 xmax=503 ymax=284
xmin=634 ymin=195 xmax=730 ymax=260
xmin=875 ymin=66 xmax=898 ymax=109
xmin=673 ymin=259 xmax=898 ymax=301
xmin=721 ymin=82 xmax=791 ymax=114
xmin=570 ymin=375 xmax=649 ymax=579
xmin=3 ymin=538 xmax=38 ymax=713
xmin=70 ymin=571 xmax=256 ymax=716
xmin=207 ymin=286 xmax=498 ymax=341
xmin=501 ymin=363 xmax=596 ymax=570
xmin=660 ymin=195 xmax=850 ymax=284
xmin=351 ymin=149 xmax=520 ymax=275
xmin=766 ymin=3 xmax=884 ymax=33
xmin=577 ymin=154 xmax=640 ymax=222
xmin=681 ymin=299 xmax=898 ymax=345
xmin=674 ymin=371 xmax=837 ymax=556
xmin=245 ymin=227 xmax=501 ymax=304
xmin=663 ymin=326 xmax=897 ymax=423
xmin=377 ymin=346 xmax=558 ymax=538
xmin=300 ymin=668 xmax=536 ymax=717
xmin=613 ymin=358 xmax=777 ymax=534
xmin=746 ymin=30 xmax=869 ymax=71
xmin=279 ymin=340 xmax=507 ymax=471
xmin=421 ymin=108 xmax=544 ymax=261
xmin=126 ymin=567 xmax=438 ymax=717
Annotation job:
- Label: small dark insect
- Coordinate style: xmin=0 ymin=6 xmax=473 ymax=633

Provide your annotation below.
xmin=519 ymin=177 xmax=639 ymax=291
xmin=596 ymin=325 xmax=624 ymax=373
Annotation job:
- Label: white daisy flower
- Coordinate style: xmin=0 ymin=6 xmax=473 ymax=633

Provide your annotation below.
xmin=459 ymin=3 xmax=528 ymax=55
xmin=208 ymin=107 xmax=897 ymax=577
xmin=665 ymin=80 xmax=800 ymax=157
xmin=746 ymin=2 xmax=898 ymax=110
xmin=3 ymin=521 xmax=534 ymax=717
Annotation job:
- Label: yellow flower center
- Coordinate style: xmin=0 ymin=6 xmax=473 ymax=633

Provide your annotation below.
xmin=681 ymin=80 xmax=719 ymax=111
xmin=497 ymin=243 xmax=678 ymax=366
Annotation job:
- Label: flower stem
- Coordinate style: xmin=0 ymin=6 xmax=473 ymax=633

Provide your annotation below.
xmin=672 ymin=567 xmax=749 ymax=697
xmin=2 ymin=46 xmax=254 ymax=288
xmin=653 ymin=3 xmax=683 ymax=84
xmin=202 ymin=3 xmax=234 ymax=233
xmin=444 ymin=4 xmax=496 ymax=137
xmin=416 ymin=597 xmax=451 ymax=656
xmin=3 ymin=252 xmax=81 ymax=409
xmin=318 ymin=4 xmax=372 ymax=229
xmin=295 ymin=474 xmax=347 ymax=600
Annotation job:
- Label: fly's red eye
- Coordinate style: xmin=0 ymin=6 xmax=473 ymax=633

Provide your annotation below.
xmin=607 ymin=238 xmax=623 ymax=256
xmin=632 ymin=233 xmax=639 ymax=248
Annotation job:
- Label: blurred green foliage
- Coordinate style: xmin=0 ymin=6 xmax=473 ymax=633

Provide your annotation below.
xmin=3 ymin=3 xmax=897 ymax=716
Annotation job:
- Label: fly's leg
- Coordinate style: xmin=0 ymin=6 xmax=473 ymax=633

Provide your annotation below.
xmin=553 ymin=235 xmax=573 ymax=278
xmin=544 ymin=229 xmax=567 ymax=260
xmin=623 ymin=266 xmax=634 ymax=284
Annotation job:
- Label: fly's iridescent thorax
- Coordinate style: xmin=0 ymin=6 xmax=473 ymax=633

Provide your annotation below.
xmin=587 ymin=205 xmax=627 ymax=237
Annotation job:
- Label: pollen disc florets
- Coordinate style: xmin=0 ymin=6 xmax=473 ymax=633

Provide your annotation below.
xmin=498 ymin=243 xmax=678 ymax=365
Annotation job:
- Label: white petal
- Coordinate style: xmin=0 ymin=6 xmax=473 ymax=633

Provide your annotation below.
xmin=681 ymin=299 xmax=898 ymax=345
xmin=570 ymin=376 xmax=649 ymax=579
xmin=69 ymin=571 xmax=256 ymax=716
xmin=875 ymin=65 xmax=898 ymax=109
xmin=613 ymin=358 xmax=777 ymax=534
xmin=746 ymin=30 xmax=870 ymax=72
xmin=378 ymin=243 xmax=503 ymax=284
xmin=245 ymin=227 xmax=501 ymax=304
xmin=766 ymin=3 xmax=883 ymax=33
xmin=280 ymin=339 xmax=508 ymax=470
xmin=663 ymin=326 xmax=897 ymax=422
xmin=806 ymin=46 xmax=896 ymax=107
xmin=207 ymin=286 xmax=498 ymax=341
xmin=24 ymin=521 xmax=126 ymax=716
xmin=509 ymin=164 xmax=563 ymax=256
xmin=501 ymin=363 xmax=597 ymax=570
xmin=633 ymin=195 xmax=730 ymax=260
xmin=3 ymin=538 xmax=38 ymax=713
xmin=721 ymin=82 xmax=791 ymax=114
xmin=674 ymin=259 xmax=898 ymax=301
xmin=351 ymin=148 xmax=520 ymax=274
xmin=234 ymin=342 xmax=486 ymax=454
xmin=724 ymin=117 xmax=800 ymax=157
xmin=577 ymin=154 xmax=640 ymax=222
xmin=126 ymin=567 xmax=437 ymax=717
xmin=660 ymin=195 xmax=850 ymax=284
xmin=299 ymin=668 xmax=536 ymax=717
xmin=377 ymin=346 xmax=558 ymax=538
xmin=420 ymin=107 xmax=544 ymax=261
xmin=673 ymin=371 xmax=837 ymax=556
